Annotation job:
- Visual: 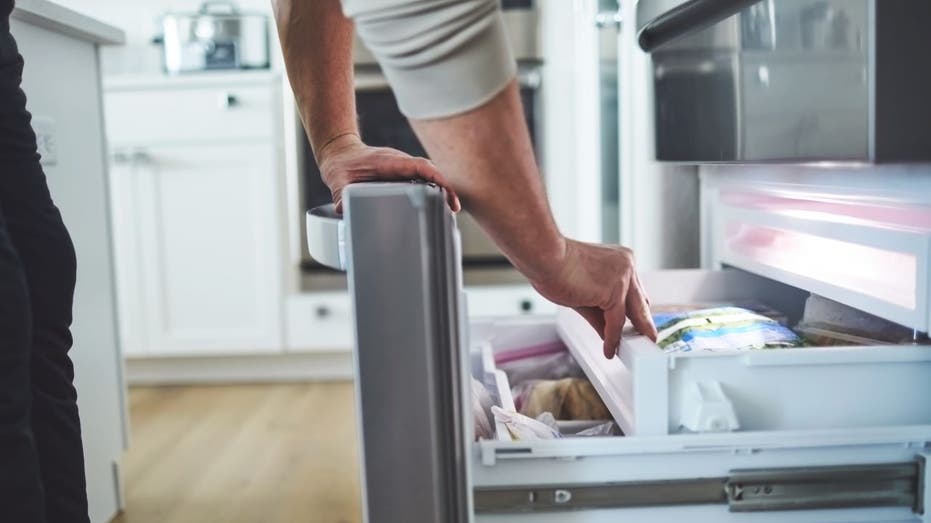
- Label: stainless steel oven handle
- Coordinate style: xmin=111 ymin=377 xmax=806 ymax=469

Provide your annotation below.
xmin=637 ymin=0 xmax=761 ymax=52
xmin=305 ymin=204 xmax=346 ymax=271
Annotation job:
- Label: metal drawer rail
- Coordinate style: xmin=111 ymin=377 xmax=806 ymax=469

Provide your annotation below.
xmin=474 ymin=460 xmax=924 ymax=515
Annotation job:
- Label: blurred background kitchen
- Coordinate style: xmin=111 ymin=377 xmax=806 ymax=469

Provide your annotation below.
xmin=11 ymin=0 xmax=701 ymax=521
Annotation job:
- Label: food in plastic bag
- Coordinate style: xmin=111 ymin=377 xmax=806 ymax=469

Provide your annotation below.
xmin=798 ymin=295 xmax=918 ymax=344
xmin=653 ymin=306 xmax=804 ymax=353
xmin=574 ymin=421 xmax=620 ymax=437
xmin=496 ymin=343 xmax=585 ymax=385
xmin=492 ymin=406 xmax=561 ymax=440
xmin=471 ymin=378 xmax=495 ymax=441
xmin=512 ymin=378 xmax=612 ymax=420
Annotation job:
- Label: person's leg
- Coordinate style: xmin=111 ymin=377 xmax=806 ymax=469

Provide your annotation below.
xmin=0 ymin=19 xmax=88 ymax=523
xmin=0 ymin=209 xmax=46 ymax=522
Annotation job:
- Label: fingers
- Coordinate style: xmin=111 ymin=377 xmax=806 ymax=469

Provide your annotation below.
xmin=374 ymin=155 xmax=462 ymax=212
xmin=602 ymin=302 xmax=627 ymax=359
xmin=626 ymin=278 xmax=658 ymax=342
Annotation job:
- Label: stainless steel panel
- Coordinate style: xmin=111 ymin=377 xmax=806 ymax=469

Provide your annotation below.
xmin=648 ymin=0 xmax=931 ymax=163
xmin=343 ymin=183 xmax=470 ymax=523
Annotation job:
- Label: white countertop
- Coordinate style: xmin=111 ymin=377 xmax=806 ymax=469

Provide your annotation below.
xmin=12 ymin=0 xmax=125 ymax=45
xmin=103 ymin=69 xmax=281 ymax=91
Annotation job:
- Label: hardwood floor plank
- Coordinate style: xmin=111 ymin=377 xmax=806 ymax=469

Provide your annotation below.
xmin=111 ymin=383 xmax=362 ymax=523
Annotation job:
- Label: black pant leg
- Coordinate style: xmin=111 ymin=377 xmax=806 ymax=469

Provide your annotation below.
xmin=0 ymin=19 xmax=88 ymax=523
xmin=0 ymin=206 xmax=46 ymax=523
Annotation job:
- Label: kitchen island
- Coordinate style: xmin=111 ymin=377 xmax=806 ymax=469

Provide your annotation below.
xmin=10 ymin=2 xmax=126 ymax=522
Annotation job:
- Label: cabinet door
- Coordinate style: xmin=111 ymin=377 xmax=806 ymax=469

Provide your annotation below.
xmin=132 ymin=143 xmax=283 ymax=355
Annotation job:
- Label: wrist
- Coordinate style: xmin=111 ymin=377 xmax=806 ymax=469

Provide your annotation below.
xmin=315 ymin=131 xmax=362 ymax=164
xmin=521 ymin=233 xmax=571 ymax=285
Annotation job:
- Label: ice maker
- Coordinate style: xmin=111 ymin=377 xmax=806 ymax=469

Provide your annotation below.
xmin=307 ymin=182 xmax=931 ymax=523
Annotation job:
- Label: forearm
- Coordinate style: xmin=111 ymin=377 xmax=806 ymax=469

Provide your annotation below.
xmin=271 ymin=0 xmax=357 ymax=156
xmin=410 ymin=81 xmax=567 ymax=282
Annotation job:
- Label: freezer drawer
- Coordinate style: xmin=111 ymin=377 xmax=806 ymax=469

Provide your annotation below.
xmin=471 ymin=314 xmax=931 ymax=523
xmin=556 ymin=269 xmax=931 ymax=437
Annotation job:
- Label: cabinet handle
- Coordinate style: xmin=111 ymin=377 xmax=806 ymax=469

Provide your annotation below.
xmin=218 ymin=92 xmax=239 ymax=109
xmin=111 ymin=150 xmax=131 ymax=164
xmin=520 ymin=299 xmax=533 ymax=313
xmin=315 ymin=305 xmax=331 ymax=319
xmin=131 ymin=150 xmax=152 ymax=164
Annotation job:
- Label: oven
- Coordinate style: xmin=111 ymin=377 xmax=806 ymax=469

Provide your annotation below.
xmin=298 ymin=2 xmax=543 ymax=291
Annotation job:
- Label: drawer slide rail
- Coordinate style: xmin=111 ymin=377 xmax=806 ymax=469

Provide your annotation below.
xmin=474 ymin=460 xmax=923 ymax=515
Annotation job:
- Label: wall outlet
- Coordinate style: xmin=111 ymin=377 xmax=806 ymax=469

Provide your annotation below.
xmin=32 ymin=116 xmax=58 ymax=166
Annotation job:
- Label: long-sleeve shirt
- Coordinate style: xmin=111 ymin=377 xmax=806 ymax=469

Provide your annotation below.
xmin=341 ymin=0 xmax=516 ymax=119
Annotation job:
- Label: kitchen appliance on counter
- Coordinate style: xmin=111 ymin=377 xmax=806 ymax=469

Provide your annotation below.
xmin=306 ymin=182 xmax=931 ymax=522
xmin=158 ymin=1 xmax=269 ymax=73
xmin=638 ymin=0 xmax=931 ymax=163
xmin=297 ymin=1 xmax=543 ymax=291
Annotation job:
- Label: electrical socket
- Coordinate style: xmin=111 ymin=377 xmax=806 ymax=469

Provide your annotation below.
xmin=32 ymin=116 xmax=58 ymax=166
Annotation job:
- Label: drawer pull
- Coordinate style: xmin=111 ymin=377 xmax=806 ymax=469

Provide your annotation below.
xmin=519 ymin=299 xmax=533 ymax=313
xmin=315 ymin=305 xmax=331 ymax=319
xmin=218 ymin=93 xmax=239 ymax=109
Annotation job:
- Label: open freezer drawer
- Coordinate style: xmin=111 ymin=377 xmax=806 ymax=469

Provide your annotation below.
xmin=556 ymin=269 xmax=931 ymax=437
xmin=472 ymin=315 xmax=931 ymax=523
xmin=306 ymin=183 xmax=931 ymax=523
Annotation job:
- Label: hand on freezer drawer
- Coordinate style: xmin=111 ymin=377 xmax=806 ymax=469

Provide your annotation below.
xmin=316 ymin=134 xmax=461 ymax=214
xmin=530 ymin=240 xmax=658 ymax=359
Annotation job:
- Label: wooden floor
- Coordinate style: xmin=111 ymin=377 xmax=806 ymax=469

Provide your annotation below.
xmin=111 ymin=383 xmax=362 ymax=523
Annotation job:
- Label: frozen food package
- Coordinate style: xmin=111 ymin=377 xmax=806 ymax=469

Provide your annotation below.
xmin=573 ymin=421 xmax=620 ymax=437
xmin=492 ymin=406 xmax=561 ymax=440
xmin=653 ymin=306 xmax=804 ymax=353
xmin=495 ymin=341 xmax=585 ymax=384
xmin=471 ymin=377 xmax=495 ymax=441
xmin=512 ymin=378 xmax=612 ymax=421
xmin=799 ymin=295 xmax=917 ymax=344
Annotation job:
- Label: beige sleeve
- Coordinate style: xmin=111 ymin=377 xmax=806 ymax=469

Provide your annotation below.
xmin=342 ymin=0 xmax=517 ymax=119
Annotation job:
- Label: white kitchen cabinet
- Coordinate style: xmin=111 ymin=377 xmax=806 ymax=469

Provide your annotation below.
xmin=108 ymin=142 xmax=283 ymax=356
xmin=105 ymin=74 xmax=286 ymax=358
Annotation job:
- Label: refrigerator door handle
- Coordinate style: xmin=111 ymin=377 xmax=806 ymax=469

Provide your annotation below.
xmin=305 ymin=204 xmax=346 ymax=271
xmin=637 ymin=0 xmax=760 ymax=52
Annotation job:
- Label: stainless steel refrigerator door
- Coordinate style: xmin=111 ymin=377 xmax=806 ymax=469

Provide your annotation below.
xmin=329 ymin=182 xmax=471 ymax=523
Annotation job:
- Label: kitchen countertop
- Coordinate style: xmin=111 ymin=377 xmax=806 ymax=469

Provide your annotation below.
xmin=12 ymin=0 xmax=124 ymax=45
xmin=103 ymin=70 xmax=281 ymax=91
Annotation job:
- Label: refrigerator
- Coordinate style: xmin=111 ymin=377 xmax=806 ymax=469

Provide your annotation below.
xmin=304 ymin=1 xmax=931 ymax=521
xmin=306 ymin=179 xmax=931 ymax=522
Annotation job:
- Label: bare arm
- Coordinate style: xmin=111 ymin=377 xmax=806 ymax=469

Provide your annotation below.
xmin=272 ymin=0 xmax=656 ymax=356
xmin=271 ymin=0 xmax=355 ymax=157
xmin=412 ymin=82 xmax=656 ymax=356
xmin=271 ymin=0 xmax=459 ymax=211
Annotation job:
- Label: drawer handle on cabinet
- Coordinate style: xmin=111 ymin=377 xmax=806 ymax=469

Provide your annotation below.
xmin=218 ymin=93 xmax=239 ymax=109
xmin=315 ymin=305 xmax=331 ymax=319
xmin=520 ymin=299 xmax=533 ymax=313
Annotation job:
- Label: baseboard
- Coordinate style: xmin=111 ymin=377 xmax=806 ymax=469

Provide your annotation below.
xmin=125 ymin=351 xmax=354 ymax=385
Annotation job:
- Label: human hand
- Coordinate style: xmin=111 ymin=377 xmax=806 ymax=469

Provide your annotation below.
xmin=316 ymin=133 xmax=461 ymax=213
xmin=530 ymin=239 xmax=658 ymax=359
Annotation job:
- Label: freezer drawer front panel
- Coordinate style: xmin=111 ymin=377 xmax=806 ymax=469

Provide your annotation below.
xmin=342 ymin=183 xmax=471 ymax=523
